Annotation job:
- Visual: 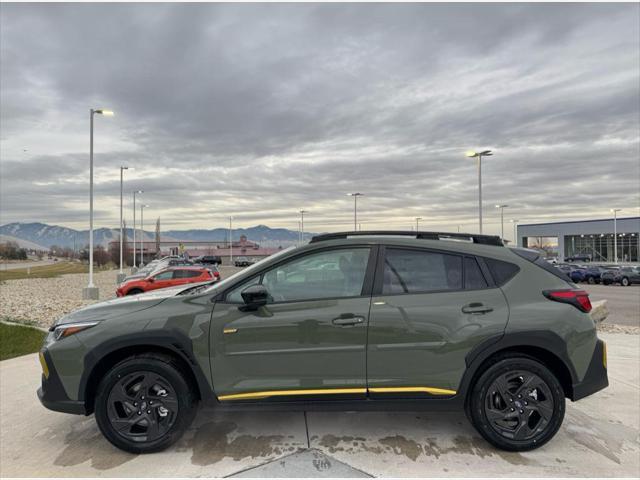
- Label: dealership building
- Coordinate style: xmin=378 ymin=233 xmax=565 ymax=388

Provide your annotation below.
xmin=517 ymin=216 xmax=640 ymax=263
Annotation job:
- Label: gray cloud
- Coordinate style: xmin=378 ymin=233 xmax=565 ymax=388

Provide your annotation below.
xmin=1 ymin=3 xmax=639 ymax=236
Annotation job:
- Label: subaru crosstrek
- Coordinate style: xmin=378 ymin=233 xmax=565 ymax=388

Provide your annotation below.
xmin=38 ymin=231 xmax=608 ymax=453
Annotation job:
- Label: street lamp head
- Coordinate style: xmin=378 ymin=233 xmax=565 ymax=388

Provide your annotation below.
xmin=510 ymin=219 xmax=519 ymax=223
xmin=94 ymin=109 xmax=114 ymax=116
xmin=142 ymin=204 xmax=150 ymax=208
xmin=347 ymin=192 xmax=363 ymax=197
xmin=135 ymin=190 xmax=143 ymax=194
xmin=610 ymin=208 xmax=622 ymax=213
xmin=495 ymin=204 xmax=509 ymax=209
xmin=466 ymin=150 xmax=493 ymax=158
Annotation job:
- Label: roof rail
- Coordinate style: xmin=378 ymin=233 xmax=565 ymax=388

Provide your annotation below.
xmin=309 ymin=231 xmax=504 ymax=246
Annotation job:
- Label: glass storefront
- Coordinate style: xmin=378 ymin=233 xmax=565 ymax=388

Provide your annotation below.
xmin=565 ymin=233 xmax=639 ymax=262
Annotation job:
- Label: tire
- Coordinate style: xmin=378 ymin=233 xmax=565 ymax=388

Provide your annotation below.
xmin=467 ymin=355 xmax=565 ymax=451
xmin=621 ymin=277 xmax=630 ymax=287
xmin=587 ymin=276 xmax=595 ymax=284
xmin=126 ymin=288 xmax=144 ymax=296
xmin=94 ymin=353 xmax=197 ymax=454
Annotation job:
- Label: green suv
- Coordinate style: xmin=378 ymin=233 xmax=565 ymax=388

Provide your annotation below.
xmin=38 ymin=231 xmax=608 ymax=453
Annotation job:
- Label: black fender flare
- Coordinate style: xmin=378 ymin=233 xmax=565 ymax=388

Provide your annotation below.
xmin=78 ymin=329 xmax=215 ymax=412
xmin=458 ymin=330 xmax=578 ymax=401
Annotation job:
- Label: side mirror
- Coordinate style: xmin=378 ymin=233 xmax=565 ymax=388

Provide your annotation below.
xmin=147 ymin=277 xmax=155 ymax=283
xmin=240 ymin=284 xmax=269 ymax=311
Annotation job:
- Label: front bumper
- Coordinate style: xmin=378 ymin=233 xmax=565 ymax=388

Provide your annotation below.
xmin=571 ymin=339 xmax=609 ymax=401
xmin=37 ymin=349 xmax=87 ymax=415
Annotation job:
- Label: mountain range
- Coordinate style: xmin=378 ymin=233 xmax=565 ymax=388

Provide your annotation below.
xmin=0 ymin=222 xmax=313 ymax=250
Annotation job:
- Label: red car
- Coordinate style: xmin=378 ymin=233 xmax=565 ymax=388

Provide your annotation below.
xmin=116 ymin=266 xmax=219 ymax=297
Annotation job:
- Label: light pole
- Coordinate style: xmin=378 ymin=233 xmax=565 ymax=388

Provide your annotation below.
xmin=495 ymin=204 xmax=509 ymax=241
xmin=465 ymin=150 xmax=493 ymax=234
xmin=117 ymin=166 xmax=130 ymax=283
xmin=229 ymin=216 xmax=233 ymax=265
xmin=131 ymin=190 xmax=143 ymax=273
xmin=611 ymin=209 xmax=621 ymax=263
xmin=139 ymin=204 xmax=149 ymax=267
xmin=510 ymin=219 xmax=519 ymax=247
xmin=300 ymin=210 xmax=307 ymax=244
xmin=83 ymin=108 xmax=113 ymax=300
xmin=415 ymin=217 xmax=422 ymax=232
xmin=347 ymin=193 xmax=364 ymax=230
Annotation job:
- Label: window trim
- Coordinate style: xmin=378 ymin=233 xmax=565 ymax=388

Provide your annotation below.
xmin=219 ymin=245 xmax=379 ymax=305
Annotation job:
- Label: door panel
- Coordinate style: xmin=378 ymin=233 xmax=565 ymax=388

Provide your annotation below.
xmin=209 ymin=246 xmax=376 ymax=401
xmin=367 ymin=288 xmax=508 ymax=394
xmin=366 ymin=247 xmax=508 ymax=396
xmin=210 ymin=297 xmax=370 ymax=399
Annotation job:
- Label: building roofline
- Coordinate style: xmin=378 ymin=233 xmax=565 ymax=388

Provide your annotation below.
xmin=519 ymin=216 xmax=640 ymax=228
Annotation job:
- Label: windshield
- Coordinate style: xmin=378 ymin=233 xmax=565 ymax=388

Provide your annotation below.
xmin=202 ymin=246 xmax=296 ymax=293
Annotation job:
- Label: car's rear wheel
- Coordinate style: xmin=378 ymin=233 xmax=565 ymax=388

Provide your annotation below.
xmin=94 ymin=353 xmax=197 ymax=453
xmin=587 ymin=276 xmax=595 ymax=284
xmin=621 ymin=277 xmax=630 ymax=286
xmin=467 ymin=355 xmax=565 ymax=451
xmin=126 ymin=288 xmax=144 ymax=295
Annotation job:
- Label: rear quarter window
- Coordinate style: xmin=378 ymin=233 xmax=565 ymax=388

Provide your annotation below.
xmin=483 ymin=258 xmax=520 ymax=286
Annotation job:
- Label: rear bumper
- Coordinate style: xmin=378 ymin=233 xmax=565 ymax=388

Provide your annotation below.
xmin=37 ymin=349 xmax=87 ymax=415
xmin=571 ymin=339 xmax=609 ymax=401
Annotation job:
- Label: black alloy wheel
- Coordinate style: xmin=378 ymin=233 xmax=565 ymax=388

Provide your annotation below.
xmin=106 ymin=371 xmax=178 ymax=443
xmin=468 ymin=355 xmax=565 ymax=451
xmin=484 ymin=370 xmax=554 ymax=442
xmin=95 ymin=353 xmax=197 ymax=453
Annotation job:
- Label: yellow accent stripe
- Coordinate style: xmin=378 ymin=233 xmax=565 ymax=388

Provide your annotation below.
xmin=217 ymin=386 xmax=456 ymax=401
xmin=39 ymin=352 xmax=49 ymax=379
xmin=223 ymin=328 xmax=238 ymax=334
xmin=369 ymin=386 xmax=457 ymax=396
xmin=218 ymin=388 xmax=366 ymax=401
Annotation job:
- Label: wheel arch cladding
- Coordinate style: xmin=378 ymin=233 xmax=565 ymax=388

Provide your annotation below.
xmin=80 ymin=332 xmax=211 ymax=414
xmin=462 ymin=332 xmax=577 ymax=401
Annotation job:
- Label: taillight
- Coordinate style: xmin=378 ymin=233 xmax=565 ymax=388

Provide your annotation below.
xmin=543 ymin=289 xmax=592 ymax=313
xmin=214 ymin=271 xmax=220 ymax=277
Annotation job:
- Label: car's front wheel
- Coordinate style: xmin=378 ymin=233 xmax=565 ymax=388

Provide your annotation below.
xmin=621 ymin=277 xmax=630 ymax=286
xmin=94 ymin=353 xmax=197 ymax=453
xmin=467 ymin=355 xmax=565 ymax=451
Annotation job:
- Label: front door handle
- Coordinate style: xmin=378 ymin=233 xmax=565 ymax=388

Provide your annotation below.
xmin=332 ymin=314 xmax=365 ymax=326
xmin=462 ymin=303 xmax=494 ymax=314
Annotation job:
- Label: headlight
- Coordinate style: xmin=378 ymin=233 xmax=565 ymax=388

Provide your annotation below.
xmin=51 ymin=322 xmax=99 ymax=341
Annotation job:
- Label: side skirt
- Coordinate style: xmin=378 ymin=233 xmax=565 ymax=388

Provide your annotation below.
xmin=207 ymin=396 xmax=465 ymax=413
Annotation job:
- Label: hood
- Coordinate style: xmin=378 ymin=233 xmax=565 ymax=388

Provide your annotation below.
xmin=54 ymin=284 xmax=197 ymax=326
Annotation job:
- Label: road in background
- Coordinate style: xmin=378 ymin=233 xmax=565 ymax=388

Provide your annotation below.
xmin=0 ymin=259 xmax=56 ymax=270
xmin=584 ymin=284 xmax=640 ymax=327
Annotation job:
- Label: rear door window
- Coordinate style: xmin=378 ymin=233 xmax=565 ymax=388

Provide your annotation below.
xmin=382 ymin=248 xmax=462 ymax=294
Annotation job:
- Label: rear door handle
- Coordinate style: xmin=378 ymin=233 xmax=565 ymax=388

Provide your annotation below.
xmin=462 ymin=303 xmax=494 ymax=314
xmin=332 ymin=315 xmax=365 ymax=326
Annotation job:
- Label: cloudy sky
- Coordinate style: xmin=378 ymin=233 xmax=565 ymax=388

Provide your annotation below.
xmin=1 ymin=2 xmax=639 ymax=237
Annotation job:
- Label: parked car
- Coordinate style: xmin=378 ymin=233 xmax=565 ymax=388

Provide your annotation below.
xmin=39 ymin=231 xmax=607 ymax=454
xmin=582 ymin=266 xmax=619 ymax=284
xmin=197 ymin=255 xmax=222 ymax=265
xmin=601 ymin=266 xmax=640 ymax=286
xmin=116 ymin=266 xmax=218 ymax=296
xmin=234 ymin=256 xmax=254 ymax=267
xmin=565 ymin=253 xmax=591 ymax=262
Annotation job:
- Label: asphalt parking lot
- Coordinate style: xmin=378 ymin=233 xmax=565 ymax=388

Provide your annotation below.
xmin=1 ymin=331 xmax=638 ymax=477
